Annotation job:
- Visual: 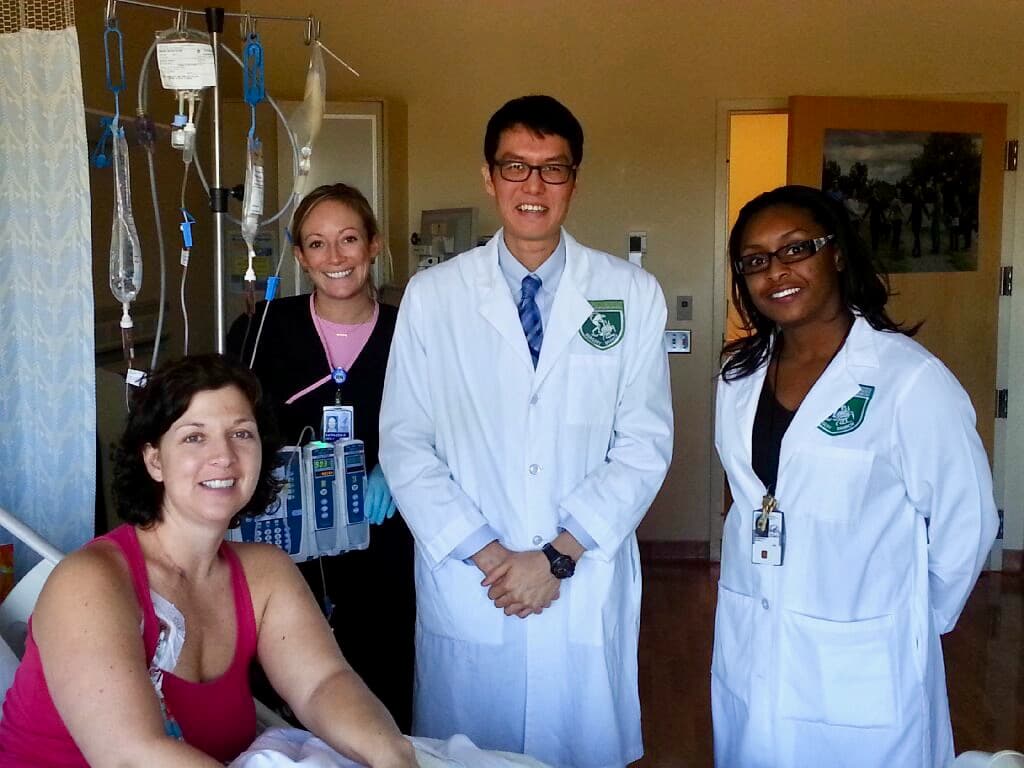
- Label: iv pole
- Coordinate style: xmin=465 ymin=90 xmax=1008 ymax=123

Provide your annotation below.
xmin=206 ymin=7 xmax=226 ymax=352
xmin=101 ymin=0 xmax=319 ymax=353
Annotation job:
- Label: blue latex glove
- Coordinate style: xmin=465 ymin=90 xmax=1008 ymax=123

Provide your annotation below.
xmin=365 ymin=464 xmax=397 ymax=525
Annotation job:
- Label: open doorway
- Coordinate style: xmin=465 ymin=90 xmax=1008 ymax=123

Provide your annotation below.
xmin=725 ymin=112 xmax=789 ymax=341
xmin=709 ymin=108 xmax=788 ymax=560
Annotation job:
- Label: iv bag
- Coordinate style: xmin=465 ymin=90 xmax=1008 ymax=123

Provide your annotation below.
xmin=155 ymin=27 xmax=216 ymax=93
xmin=109 ymin=126 xmax=143 ymax=304
xmin=242 ymin=137 xmax=265 ymax=244
xmin=290 ymin=44 xmax=325 ymax=199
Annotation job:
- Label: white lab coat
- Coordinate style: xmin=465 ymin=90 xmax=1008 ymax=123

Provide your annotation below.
xmin=712 ymin=317 xmax=998 ymax=768
xmin=379 ymin=230 xmax=673 ymax=768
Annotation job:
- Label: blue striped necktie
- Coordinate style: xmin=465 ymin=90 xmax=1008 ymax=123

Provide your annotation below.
xmin=518 ymin=274 xmax=543 ymax=368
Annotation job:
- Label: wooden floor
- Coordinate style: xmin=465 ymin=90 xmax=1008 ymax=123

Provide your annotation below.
xmin=634 ymin=561 xmax=1024 ymax=767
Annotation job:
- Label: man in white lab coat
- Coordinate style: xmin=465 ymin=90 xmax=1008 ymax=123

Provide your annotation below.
xmin=379 ymin=95 xmax=673 ymax=768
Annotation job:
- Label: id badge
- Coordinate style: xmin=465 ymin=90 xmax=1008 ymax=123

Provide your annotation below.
xmin=321 ymin=405 xmax=354 ymax=443
xmin=751 ymin=510 xmax=785 ymax=566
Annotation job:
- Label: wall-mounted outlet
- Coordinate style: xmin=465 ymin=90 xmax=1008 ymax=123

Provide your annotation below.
xmin=664 ymin=330 xmax=691 ymax=354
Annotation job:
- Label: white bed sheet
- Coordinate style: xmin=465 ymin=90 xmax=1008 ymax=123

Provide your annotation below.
xmin=229 ymin=727 xmax=552 ymax=768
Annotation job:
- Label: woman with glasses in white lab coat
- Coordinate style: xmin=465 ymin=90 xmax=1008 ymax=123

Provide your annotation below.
xmin=712 ymin=185 xmax=998 ymax=767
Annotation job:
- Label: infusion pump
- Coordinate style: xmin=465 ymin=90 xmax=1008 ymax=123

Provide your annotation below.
xmin=229 ymin=439 xmax=369 ymax=561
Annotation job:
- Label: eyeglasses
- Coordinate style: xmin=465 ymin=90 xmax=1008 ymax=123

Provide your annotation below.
xmin=734 ymin=234 xmax=835 ymax=276
xmin=492 ymin=160 xmax=577 ymax=185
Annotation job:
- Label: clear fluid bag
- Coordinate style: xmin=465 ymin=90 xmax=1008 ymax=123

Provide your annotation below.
xmin=108 ymin=126 xmax=143 ymax=305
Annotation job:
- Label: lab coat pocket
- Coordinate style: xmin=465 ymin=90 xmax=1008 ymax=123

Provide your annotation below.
xmin=566 ymin=354 xmax=619 ymax=426
xmin=778 ymin=610 xmax=899 ymax=728
xmin=569 ymin=556 xmax=617 ymax=646
xmin=789 ymin=445 xmax=874 ymax=524
xmin=711 ymin=583 xmax=755 ymax=702
xmin=417 ymin=558 xmax=503 ymax=645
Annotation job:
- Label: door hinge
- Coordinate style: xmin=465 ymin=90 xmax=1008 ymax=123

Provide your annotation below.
xmin=1005 ymin=140 xmax=1018 ymax=171
xmin=996 ymin=388 xmax=1009 ymax=419
xmin=1001 ymin=265 xmax=1013 ymax=296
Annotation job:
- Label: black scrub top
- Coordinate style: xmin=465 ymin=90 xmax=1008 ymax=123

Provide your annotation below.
xmin=228 ymin=295 xmax=414 ymax=732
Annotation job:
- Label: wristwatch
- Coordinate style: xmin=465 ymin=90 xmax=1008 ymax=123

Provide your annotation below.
xmin=542 ymin=543 xmax=576 ymax=579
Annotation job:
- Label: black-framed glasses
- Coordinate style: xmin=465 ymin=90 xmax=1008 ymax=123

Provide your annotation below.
xmin=493 ymin=160 xmax=577 ymax=185
xmin=734 ymin=234 xmax=835 ymax=275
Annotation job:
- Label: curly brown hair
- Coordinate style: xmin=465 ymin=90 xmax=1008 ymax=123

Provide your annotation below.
xmin=111 ymin=354 xmax=284 ymax=528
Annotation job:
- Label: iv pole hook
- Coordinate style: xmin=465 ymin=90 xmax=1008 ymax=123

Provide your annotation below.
xmin=304 ymin=15 xmax=320 ymax=46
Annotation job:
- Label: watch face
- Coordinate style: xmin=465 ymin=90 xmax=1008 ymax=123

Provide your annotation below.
xmin=552 ymin=555 xmax=575 ymax=579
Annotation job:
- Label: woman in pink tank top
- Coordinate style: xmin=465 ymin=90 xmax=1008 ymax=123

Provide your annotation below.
xmin=0 ymin=355 xmax=414 ymax=768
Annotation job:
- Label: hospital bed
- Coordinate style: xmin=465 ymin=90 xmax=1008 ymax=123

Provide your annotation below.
xmin=0 ymin=508 xmax=550 ymax=767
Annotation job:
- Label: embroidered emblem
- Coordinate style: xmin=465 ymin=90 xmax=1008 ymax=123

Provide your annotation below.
xmin=579 ymin=300 xmax=625 ymax=350
xmin=818 ymin=385 xmax=875 ymax=436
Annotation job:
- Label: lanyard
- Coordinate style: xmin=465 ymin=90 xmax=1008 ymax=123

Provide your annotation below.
xmin=757 ymin=349 xmax=785 ymax=531
xmin=309 ymin=293 xmax=358 ymax=405
xmin=757 ymin=316 xmax=854 ymax=531
xmin=281 ymin=294 xmax=345 ymax=405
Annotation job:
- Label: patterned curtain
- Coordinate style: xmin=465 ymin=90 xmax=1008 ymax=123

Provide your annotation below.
xmin=0 ymin=0 xmax=94 ymax=568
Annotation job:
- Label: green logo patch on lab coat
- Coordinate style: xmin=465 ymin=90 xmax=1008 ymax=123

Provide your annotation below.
xmin=818 ymin=385 xmax=875 ymax=436
xmin=580 ymin=300 xmax=625 ymax=350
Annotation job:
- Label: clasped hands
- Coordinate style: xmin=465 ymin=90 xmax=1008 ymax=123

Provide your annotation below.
xmin=472 ymin=537 xmax=581 ymax=619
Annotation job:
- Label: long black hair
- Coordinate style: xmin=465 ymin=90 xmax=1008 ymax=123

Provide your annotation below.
xmin=721 ymin=185 xmax=916 ymax=381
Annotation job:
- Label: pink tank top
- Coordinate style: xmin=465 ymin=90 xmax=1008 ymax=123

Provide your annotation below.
xmin=0 ymin=525 xmax=258 ymax=766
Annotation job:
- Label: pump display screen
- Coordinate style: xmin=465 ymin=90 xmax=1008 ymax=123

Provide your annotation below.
xmin=344 ymin=454 xmax=364 ymax=469
xmin=313 ymin=457 xmax=332 ymax=470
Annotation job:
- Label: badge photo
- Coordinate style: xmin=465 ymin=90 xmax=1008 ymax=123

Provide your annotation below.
xmin=322 ymin=405 xmax=354 ymax=443
xmin=751 ymin=510 xmax=785 ymax=566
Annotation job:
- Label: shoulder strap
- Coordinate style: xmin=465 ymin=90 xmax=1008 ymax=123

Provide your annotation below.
xmin=219 ymin=543 xmax=258 ymax=657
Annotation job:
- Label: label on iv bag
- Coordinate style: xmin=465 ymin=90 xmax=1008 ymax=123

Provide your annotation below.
xmin=156 ymin=42 xmax=217 ymax=90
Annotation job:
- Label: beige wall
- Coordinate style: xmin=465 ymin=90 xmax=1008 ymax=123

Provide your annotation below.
xmin=154 ymin=1 xmax=1024 ymax=548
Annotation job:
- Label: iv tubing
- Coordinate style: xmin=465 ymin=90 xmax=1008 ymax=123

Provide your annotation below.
xmin=179 ymin=170 xmax=192 ymax=356
xmin=134 ymin=28 xmax=296 ymax=360
xmin=180 ymin=260 xmax=190 ymax=355
xmin=102 ymin=0 xmax=319 ymax=354
xmin=144 ymin=148 xmax=166 ymax=369
xmin=136 ymin=35 xmax=298 ymax=229
xmin=116 ymin=1 xmax=311 ymax=353
xmin=195 ymin=42 xmax=299 ymax=228
xmin=247 ymin=229 xmax=292 ymax=370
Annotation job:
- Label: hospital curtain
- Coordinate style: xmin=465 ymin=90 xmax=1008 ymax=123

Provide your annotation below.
xmin=0 ymin=0 xmax=94 ymax=567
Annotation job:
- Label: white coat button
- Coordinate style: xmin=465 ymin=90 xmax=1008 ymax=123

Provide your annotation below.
xmin=530 ymin=394 xmax=539 ymax=405
xmin=532 ymin=535 xmax=542 ymax=545
xmin=528 ymin=464 xmax=540 ymax=475
xmin=761 ymin=598 xmax=769 ymax=610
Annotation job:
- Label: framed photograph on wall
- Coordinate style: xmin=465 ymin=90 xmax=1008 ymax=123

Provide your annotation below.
xmin=822 ymin=129 xmax=982 ymax=274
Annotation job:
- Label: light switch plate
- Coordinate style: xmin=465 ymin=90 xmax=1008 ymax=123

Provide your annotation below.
xmin=664 ymin=330 xmax=691 ymax=354
xmin=676 ymin=295 xmax=693 ymax=321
